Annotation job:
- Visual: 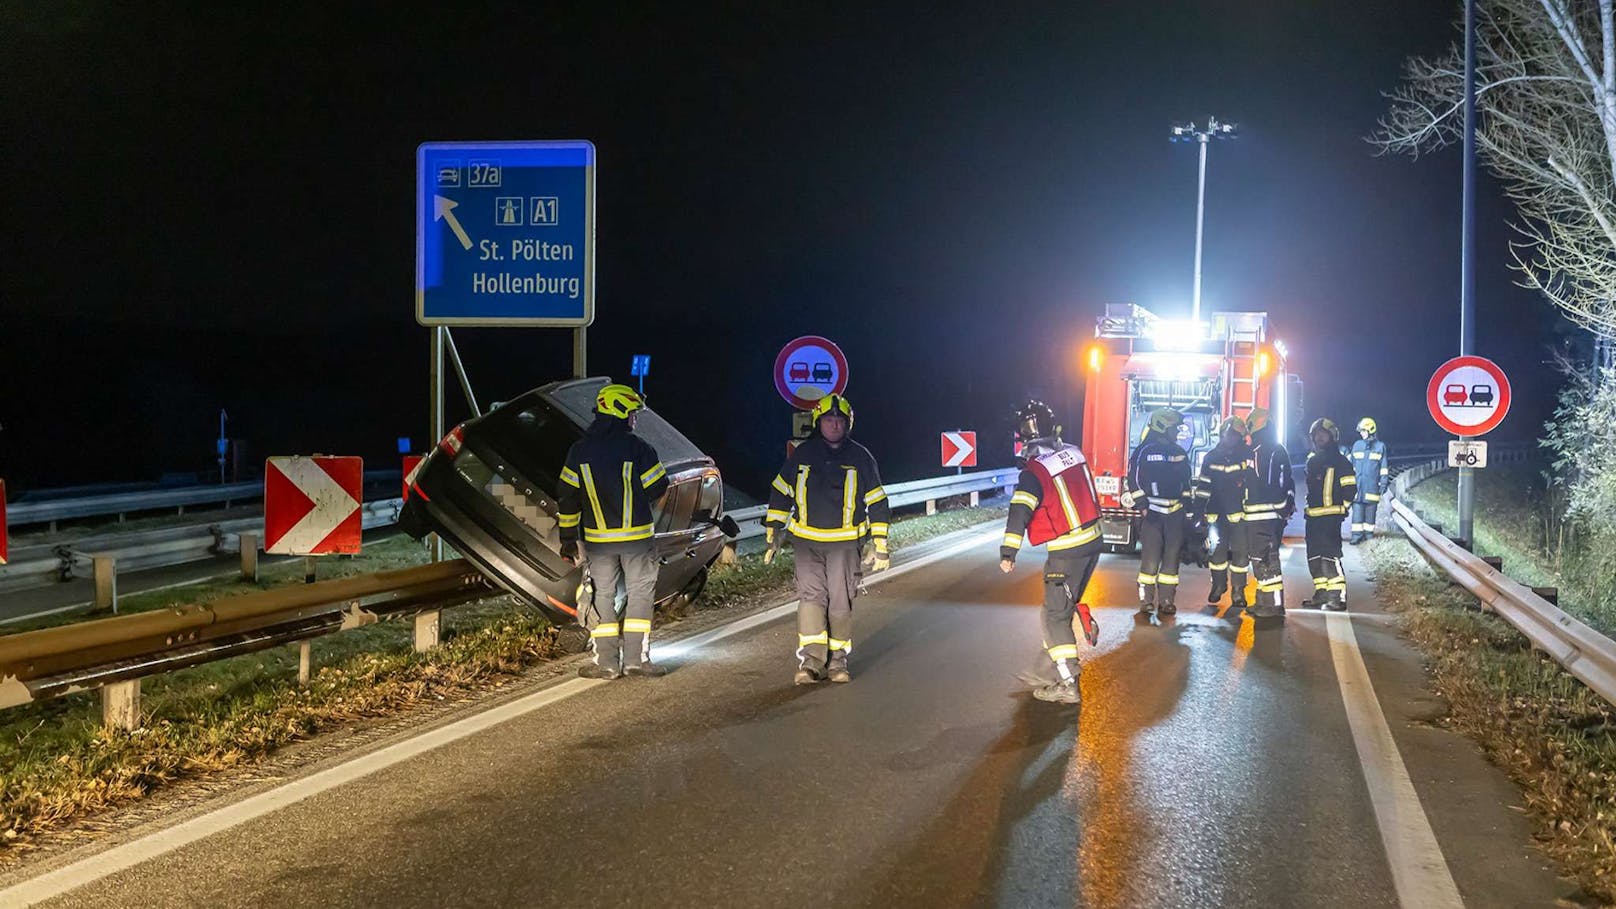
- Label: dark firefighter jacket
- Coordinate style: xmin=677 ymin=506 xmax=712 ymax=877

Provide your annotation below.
xmin=1126 ymin=432 xmax=1193 ymax=514
xmin=1193 ymin=441 xmax=1254 ymax=520
xmin=1350 ymin=437 xmax=1389 ymax=502
xmin=1242 ymin=434 xmax=1295 ymax=521
xmin=556 ymin=418 xmax=669 ymax=545
xmin=765 ymin=435 xmax=891 ymax=544
xmin=1305 ymin=447 xmax=1357 ymax=518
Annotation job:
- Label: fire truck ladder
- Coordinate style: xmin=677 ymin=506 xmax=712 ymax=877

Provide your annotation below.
xmin=1226 ymin=324 xmax=1263 ymax=414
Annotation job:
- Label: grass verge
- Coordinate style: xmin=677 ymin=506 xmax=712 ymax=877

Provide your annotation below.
xmin=1364 ymin=534 xmax=1616 ymax=903
xmin=0 ymin=502 xmax=1005 ymax=857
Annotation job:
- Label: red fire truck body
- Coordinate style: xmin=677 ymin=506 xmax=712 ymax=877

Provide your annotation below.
xmin=1080 ymin=304 xmax=1296 ymax=550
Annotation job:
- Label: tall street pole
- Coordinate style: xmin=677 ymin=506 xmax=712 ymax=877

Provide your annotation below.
xmin=1457 ymin=0 xmax=1477 ymax=547
xmin=1192 ymin=133 xmax=1209 ymax=325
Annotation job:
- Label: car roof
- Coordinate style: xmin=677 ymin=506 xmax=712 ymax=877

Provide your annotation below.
xmin=530 ymin=377 xmax=713 ymax=470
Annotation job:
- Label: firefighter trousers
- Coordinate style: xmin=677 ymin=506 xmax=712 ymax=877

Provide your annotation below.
xmin=1351 ymin=500 xmax=1380 ymax=538
xmin=1208 ymin=515 xmax=1249 ymax=602
xmin=1026 ymin=546 xmax=1101 ymax=685
xmin=1246 ymin=517 xmax=1285 ymax=615
xmin=584 ymin=540 xmax=659 ymax=670
xmin=1138 ymin=509 xmax=1185 ymax=607
xmin=1306 ymin=515 xmax=1347 ymax=605
xmin=792 ymin=537 xmax=860 ymax=672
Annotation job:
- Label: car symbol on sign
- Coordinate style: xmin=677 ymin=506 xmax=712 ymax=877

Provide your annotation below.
xmin=812 ymin=363 xmax=834 ymax=383
xmin=1443 ymin=384 xmax=1468 ymax=406
xmin=789 ymin=362 xmax=810 ymax=382
xmin=1470 ymin=384 xmax=1494 ymax=406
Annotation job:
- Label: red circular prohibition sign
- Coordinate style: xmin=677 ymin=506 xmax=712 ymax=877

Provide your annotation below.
xmin=773 ymin=336 xmax=850 ymax=410
xmin=1426 ymin=355 xmax=1511 ymax=437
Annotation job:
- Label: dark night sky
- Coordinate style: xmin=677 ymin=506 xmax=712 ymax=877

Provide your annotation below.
xmin=0 ymin=2 xmax=1570 ymax=497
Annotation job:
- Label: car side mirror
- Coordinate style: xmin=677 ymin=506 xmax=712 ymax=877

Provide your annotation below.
xmin=718 ymin=515 xmax=741 ymax=538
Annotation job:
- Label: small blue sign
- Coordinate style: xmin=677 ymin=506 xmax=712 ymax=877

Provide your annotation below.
xmin=397 ymin=436 xmax=413 ymax=455
xmin=630 ymin=354 xmax=651 ymax=377
xmin=416 ymin=140 xmax=595 ymax=327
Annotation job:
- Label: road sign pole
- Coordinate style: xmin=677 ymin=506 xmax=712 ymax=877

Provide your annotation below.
xmin=573 ymin=326 xmax=587 ymax=379
xmin=1457 ymin=0 xmax=1478 ymax=547
xmin=429 ymin=326 xmax=445 ymax=564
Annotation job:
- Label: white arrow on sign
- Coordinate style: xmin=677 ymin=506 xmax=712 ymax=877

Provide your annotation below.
xmin=942 ymin=431 xmax=977 ymax=468
xmin=434 ymin=195 xmax=473 ymax=251
xmin=269 ymin=458 xmax=361 ymax=555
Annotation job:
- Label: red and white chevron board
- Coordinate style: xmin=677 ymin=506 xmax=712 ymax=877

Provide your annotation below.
xmin=0 ymin=479 xmax=8 ymax=566
xmin=941 ymin=431 xmax=977 ymax=468
xmin=264 ymin=456 xmax=363 ymax=555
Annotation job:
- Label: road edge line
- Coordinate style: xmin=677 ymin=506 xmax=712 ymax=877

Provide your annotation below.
xmin=1326 ymin=612 xmax=1465 ymax=909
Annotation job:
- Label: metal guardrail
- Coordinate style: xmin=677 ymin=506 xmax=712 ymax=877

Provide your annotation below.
xmin=0 ymin=559 xmax=493 ymax=711
xmin=1390 ymin=450 xmax=1616 ymax=707
xmin=0 ymin=499 xmax=406 ymax=595
xmin=7 ymin=470 xmax=403 ymax=530
xmin=725 ymin=468 xmax=1018 ymax=542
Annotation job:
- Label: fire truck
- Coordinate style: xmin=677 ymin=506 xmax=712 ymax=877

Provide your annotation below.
xmin=1080 ymin=303 xmax=1299 ymax=550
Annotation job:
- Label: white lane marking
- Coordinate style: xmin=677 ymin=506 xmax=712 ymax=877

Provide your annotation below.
xmin=0 ymin=526 xmax=1002 ymax=907
xmin=1326 ymin=613 xmax=1465 ymax=909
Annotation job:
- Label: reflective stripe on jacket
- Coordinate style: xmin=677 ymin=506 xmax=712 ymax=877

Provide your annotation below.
xmin=764 ymin=436 xmax=890 ymax=543
xmin=1350 ymin=438 xmax=1389 ymax=502
xmin=1304 ymin=448 xmax=1357 ymax=518
xmin=556 ymin=419 xmax=669 ymax=544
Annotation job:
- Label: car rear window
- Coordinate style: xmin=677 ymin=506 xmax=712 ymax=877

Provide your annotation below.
xmin=545 ymin=379 xmax=708 ymax=466
xmin=477 ymin=398 xmax=580 ymax=488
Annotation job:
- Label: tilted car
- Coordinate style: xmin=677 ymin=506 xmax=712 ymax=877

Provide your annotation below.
xmin=399 ymin=378 xmax=737 ymax=649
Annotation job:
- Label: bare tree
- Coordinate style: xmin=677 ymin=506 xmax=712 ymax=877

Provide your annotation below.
xmin=1373 ymin=0 xmax=1616 ymax=338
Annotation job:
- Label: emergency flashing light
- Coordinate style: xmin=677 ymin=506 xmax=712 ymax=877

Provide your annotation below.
xmin=1086 ymin=345 xmax=1103 ymax=371
xmin=1144 ymin=319 xmax=1207 ymax=351
xmin=1257 ymin=350 xmax=1272 ymax=378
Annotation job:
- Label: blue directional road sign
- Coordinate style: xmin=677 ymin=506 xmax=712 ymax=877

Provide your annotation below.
xmin=416 ymin=140 xmax=595 ymax=327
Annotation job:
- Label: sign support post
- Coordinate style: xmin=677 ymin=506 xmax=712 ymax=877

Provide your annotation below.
xmin=573 ymin=326 xmax=587 ymax=379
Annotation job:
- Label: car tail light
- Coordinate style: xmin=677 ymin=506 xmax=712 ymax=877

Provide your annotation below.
xmin=438 ymin=424 xmax=467 ymax=457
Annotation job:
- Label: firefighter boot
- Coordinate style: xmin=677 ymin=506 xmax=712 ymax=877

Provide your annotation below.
xmin=1208 ymin=571 xmax=1228 ymax=605
xmin=794 ymin=665 xmax=823 ymax=686
xmin=1158 ymin=589 xmax=1177 ymax=616
xmin=1229 ymin=577 xmax=1248 ymax=610
xmin=1034 ymin=680 xmax=1081 ymax=704
xmin=826 ymin=652 xmax=851 ymax=684
xmin=1137 ymin=581 xmax=1157 ymax=615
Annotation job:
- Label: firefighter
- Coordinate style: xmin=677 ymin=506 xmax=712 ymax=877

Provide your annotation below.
xmin=556 ymin=384 xmax=671 ymax=680
xmin=763 ymin=394 xmax=891 ymax=685
xmin=999 ymin=400 xmax=1103 ymax=705
xmin=1194 ymin=415 xmax=1253 ymax=608
xmin=1303 ymin=418 xmax=1357 ymax=610
xmin=1240 ymin=407 xmax=1295 ymax=618
xmin=1122 ymin=408 xmax=1192 ymax=615
xmin=1349 ymin=417 xmax=1390 ymax=544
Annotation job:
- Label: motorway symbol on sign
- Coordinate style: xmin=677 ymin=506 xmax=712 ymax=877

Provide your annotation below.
xmin=630 ymin=354 xmax=651 ymax=378
xmin=0 ymin=479 xmax=7 ymax=566
xmin=265 ymin=456 xmax=363 ymax=555
xmin=1448 ymin=440 xmax=1488 ymax=468
xmin=941 ymin=431 xmax=978 ymax=468
xmin=403 ymin=455 xmax=425 ymax=501
xmin=774 ymin=336 xmax=849 ymax=410
xmin=416 ymin=140 xmax=595 ymax=327
xmin=1426 ymin=355 xmax=1511 ymax=437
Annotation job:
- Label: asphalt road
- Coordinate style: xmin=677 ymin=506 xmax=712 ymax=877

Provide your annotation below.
xmin=0 ymin=524 xmax=1576 ymax=908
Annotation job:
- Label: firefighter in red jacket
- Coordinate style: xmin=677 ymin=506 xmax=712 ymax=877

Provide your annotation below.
xmin=999 ymin=401 xmax=1103 ymax=705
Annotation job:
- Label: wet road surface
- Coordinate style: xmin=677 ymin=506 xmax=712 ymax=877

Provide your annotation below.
xmin=0 ymin=525 xmax=1573 ymax=908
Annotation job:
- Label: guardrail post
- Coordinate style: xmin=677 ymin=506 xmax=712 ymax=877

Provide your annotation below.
xmin=926 ymin=499 xmax=937 ymax=516
xmin=240 ymin=533 xmax=259 ymax=582
xmin=720 ymin=542 xmax=738 ymax=566
xmin=101 ymin=680 xmax=140 ymax=731
xmin=1533 ymin=586 xmax=1559 ymax=605
xmin=304 ymin=556 xmax=317 ymax=584
xmin=969 ymin=490 xmax=979 ymax=507
xmin=1481 ymin=555 xmax=1503 ymax=571
xmin=415 ymin=612 xmax=440 ymax=651
xmin=299 ymin=640 xmax=312 ymax=686
xmin=93 ymin=555 xmax=118 ymax=614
